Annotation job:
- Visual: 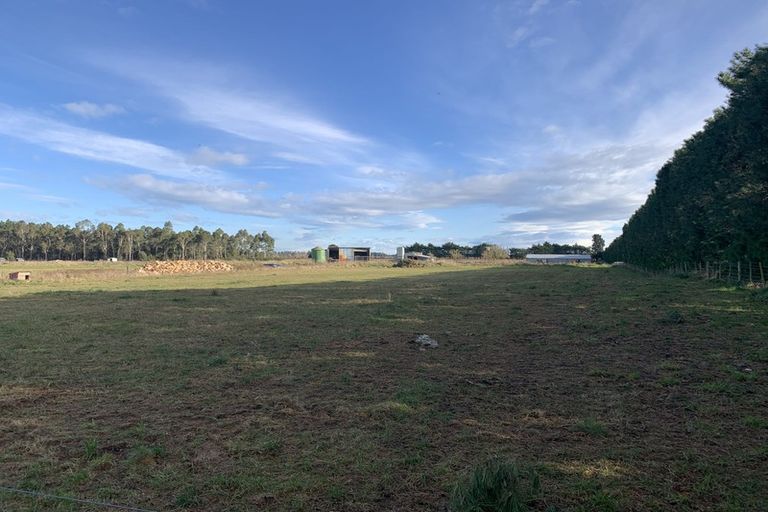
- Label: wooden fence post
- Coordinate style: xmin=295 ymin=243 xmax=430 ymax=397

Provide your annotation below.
xmin=737 ymin=261 xmax=741 ymax=283
xmin=760 ymin=261 xmax=765 ymax=286
xmin=749 ymin=261 xmax=753 ymax=284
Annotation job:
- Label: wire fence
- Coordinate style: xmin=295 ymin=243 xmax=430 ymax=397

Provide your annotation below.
xmin=625 ymin=260 xmax=767 ymax=287
xmin=0 ymin=486 xmax=157 ymax=512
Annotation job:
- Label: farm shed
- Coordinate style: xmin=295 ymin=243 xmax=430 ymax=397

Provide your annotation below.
xmin=8 ymin=271 xmax=31 ymax=281
xmin=405 ymin=252 xmax=433 ymax=261
xmin=525 ymin=254 xmax=592 ymax=264
xmin=328 ymin=245 xmax=371 ymax=262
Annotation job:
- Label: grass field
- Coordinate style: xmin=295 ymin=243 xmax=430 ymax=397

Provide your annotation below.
xmin=1 ymin=261 xmax=767 ymax=511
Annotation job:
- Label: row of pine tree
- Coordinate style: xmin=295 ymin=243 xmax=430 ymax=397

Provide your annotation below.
xmin=604 ymin=46 xmax=768 ymax=268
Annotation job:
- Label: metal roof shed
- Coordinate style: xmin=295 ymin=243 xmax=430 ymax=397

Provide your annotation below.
xmin=525 ymin=254 xmax=592 ymax=264
xmin=328 ymin=245 xmax=371 ymax=261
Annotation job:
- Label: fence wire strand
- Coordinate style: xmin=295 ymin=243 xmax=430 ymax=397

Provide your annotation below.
xmin=624 ymin=260 xmax=766 ymax=287
xmin=0 ymin=486 xmax=158 ymax=512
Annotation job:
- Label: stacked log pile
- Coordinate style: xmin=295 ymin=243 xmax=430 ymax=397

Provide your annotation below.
xmin=138 ymin=260 xmax=234 ymax=274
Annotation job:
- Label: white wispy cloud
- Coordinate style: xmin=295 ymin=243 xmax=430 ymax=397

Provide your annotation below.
xmin=118 ymin=174 xmax=276 ymax=217
xmin=272 ymin=152 xmax=325 ymax=165
xmin=356 ymin=165 xmax=388 ymax=176
xmin=87 ymin=55 xmax=371 ymax=166
xmin=528 ymin=0 xmax=550 ymax=16
xmin=26 ymin=194 xmax=75 ymax=207
xmin=529 ymin=36 xmax=556 ymax=48
xmin=63 ymin=101 xmax=125 ymax=118
xmin=0 ymin=178 xmax=75 ymax=207
xmin=0 ymin=181 xmax=29 ymax=191
xmin=0 ymin=104 xmax=219 ymax=180
xmin=305 ymin=140 xmax=666 ymax=240
xmin=187 ymin=146 xmax=248 ymax=166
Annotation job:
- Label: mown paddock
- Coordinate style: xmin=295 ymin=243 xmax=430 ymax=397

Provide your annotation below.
xmin=0 ymin=261 xmax=766 ymax=511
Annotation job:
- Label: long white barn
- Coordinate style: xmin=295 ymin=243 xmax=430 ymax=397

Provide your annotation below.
xmin=525 ymin=254 xmax=592 ymax=264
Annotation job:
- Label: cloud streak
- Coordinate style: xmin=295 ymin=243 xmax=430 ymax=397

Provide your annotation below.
xmin=0 ymin=104 xmax=219 ymax=180
xmin=187 ymin=146 xmax=248 ymax=166
xmin=118 ymin=174 xmax=276 ymax=217
xmin=63 ymin=101 xmax=125 ymax=118
xmin=87 ymin=56 xmax=371 ymax=168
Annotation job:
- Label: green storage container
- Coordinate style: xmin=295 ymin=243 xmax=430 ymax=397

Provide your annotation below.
xmin=311 ymin=247 xmax=327 ymax=263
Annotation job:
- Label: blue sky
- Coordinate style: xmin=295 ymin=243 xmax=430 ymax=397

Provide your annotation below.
xmin=0 ymin=0 xmax=766 ymax=251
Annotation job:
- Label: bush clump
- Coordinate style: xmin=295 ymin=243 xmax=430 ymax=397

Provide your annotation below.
xmin=450 ymin=458 xmax=542 ymax=512
xmin=394 ymin=258 xmax=433 ymax=268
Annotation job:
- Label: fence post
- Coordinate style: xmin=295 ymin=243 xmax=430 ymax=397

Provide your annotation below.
xmin=749 ymin=261 xmax=753 ymax=284
xmin=737 ymin=261 xmax=741 ymax=283
xmin=706 ymin=261 xmax=709 ymax=279
xmin=760 ymin=261 xmax=765 ymax=286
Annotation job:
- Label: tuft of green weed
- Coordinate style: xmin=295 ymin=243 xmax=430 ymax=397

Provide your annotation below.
xmin=660 ymin=309 xmax=685 ymax=324
xmin=658 ymin=376 xmax=681 ymax=387
xmin=574 ymin=418 xmax=608 ymax=437
xmin=128 ymin=444 xmax=165 ymax=465
xmin=700 ymin=380 xmax=735 ymax=394
xmin=328 ymin=485 xmax=346 ymax=501
xmin=257 ymin=437 xmax=283 ymax=455
xmin=83 ymin=438 xmax=99 ymax=460
xmin=395 ymin=379 xmax=439 ymax=407
xmin=585 ymin=490 xmax=619 ymax=512
xmin=175 ymin=485 xmax=200 ymax=508
xmin=450 ymin=458 xmax=542 ymax=512
xmin=749 ymin=288 xmax=768 ymax=303
xmin=744 ymin=416 xmax=768 ymax=429
xmin=207 ymin=355 xmax=228 ymax=367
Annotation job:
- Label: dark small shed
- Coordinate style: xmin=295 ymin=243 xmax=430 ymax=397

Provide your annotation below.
xmin=9 ymin=271 xmax=31 ymax=281
xmin=328 ymin=245 xmax=371 ymax=262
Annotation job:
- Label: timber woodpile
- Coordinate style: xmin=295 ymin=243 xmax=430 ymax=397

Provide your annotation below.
xmin=138 ymin=260 xmax=234 ymax=274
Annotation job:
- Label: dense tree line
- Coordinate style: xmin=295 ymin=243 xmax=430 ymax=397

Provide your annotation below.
xmin=405 ymin=242 xmax=509 ymax=259
xmin=526 ymin=242 xmax=591 ymax=255
xmin=0 ymin=219 xmax=275 ymax=261
xmin=406 ymin=240 xmax=596 ymax=259
xmin=604 ymin=46 xmax=768 ymax=268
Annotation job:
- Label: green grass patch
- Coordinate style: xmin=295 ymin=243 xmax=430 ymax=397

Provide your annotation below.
xmin=450 ymin=458 xmax=542 ymax=512
xmin=574 ymin=418 xmax=609 ymax=437
xmin=0 ymin=262 xmax=766 ymax=510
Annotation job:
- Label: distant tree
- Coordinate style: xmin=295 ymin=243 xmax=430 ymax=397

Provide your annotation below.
xmin=481 ymin=244 xmax=509 ymax=259
xmin=528 ymin=242 xmax=590 ymax=255
xmin=591 ymin=234 xmax=605 ymax=256
xmin=508 ymin=248 xmax=527 ymax=259
xmin=176 ymin=230 xmax=193 ymax=260
xmin=74 ymin=219 xmax=95 ymax=260
xmin=0 ymin=219 xmax=274 ymax=262
xmin=96 ymin=222 xmax=113 ymax=259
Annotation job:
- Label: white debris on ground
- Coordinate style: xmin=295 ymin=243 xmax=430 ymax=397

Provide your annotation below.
xmin=414 ymin=334 xmax=438 ymax=348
